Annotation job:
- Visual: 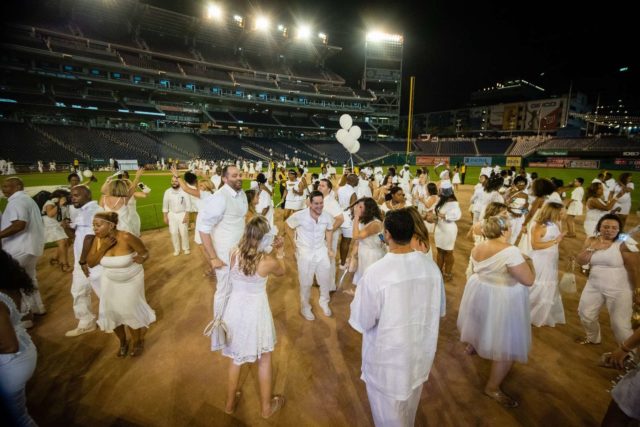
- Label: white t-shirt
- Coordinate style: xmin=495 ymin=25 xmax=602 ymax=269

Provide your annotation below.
xmin=286 ymin=208 xmax=333 ymax=254
xmin=1 ymin=191 xmax=45 ymax=257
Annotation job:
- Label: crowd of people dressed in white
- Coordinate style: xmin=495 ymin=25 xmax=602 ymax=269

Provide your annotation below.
xmin=0 ymin=158 xmax=639 ymax=425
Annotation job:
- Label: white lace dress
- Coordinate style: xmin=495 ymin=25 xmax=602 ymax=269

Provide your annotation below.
xmin=217 ymin=260 xmax=276 ymax=365
xmin=529 ymin=222 xmax=565 ymax=327
xmin=97 ymin=254 xmax=156 ymax=332
xmin=457 ymin=246 xmax=531 ymax=362
xmin=353 ymin=220 xmax=387 ymax=285
xmin=42 ymin=200 xmax=67 ymax=243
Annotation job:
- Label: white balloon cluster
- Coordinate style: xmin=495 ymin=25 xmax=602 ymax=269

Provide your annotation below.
xmin=335 ymin=114 xmax=361 ymax=154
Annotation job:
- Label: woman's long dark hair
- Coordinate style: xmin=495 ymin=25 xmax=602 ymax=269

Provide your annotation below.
xmin=0 ymin=250 xmax=35 ymax=295
xmin=358 ymin=197 xmax=383 ymax=224
xmin=435 ymin=189 xmax=457 ymax=214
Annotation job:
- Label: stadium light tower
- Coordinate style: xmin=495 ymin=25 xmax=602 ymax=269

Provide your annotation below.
xmin=296 ymin=24 xmax=312 ymax=39
xmin=362 ymin=30 xmax=404 ymax=134
xmin=206 ymin=4 xmax=222 ymax=20
xmin=254 ymin=16 xmax=270 ymax=31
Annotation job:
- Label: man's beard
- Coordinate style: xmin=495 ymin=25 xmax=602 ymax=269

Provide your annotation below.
xmin=171 ymin=184 xmax=179 ymax=189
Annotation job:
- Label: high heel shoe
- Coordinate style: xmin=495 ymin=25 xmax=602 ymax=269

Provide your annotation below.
xmin=129 ymin=340 xmax=144 ymax=357
xmin=261 ymin=395 xmax=285 ymax=419
xmin=484 ymin=389 xmax=518 ymax=408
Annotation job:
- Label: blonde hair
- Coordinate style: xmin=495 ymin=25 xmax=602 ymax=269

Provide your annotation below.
xmin=482 ymin=215 xmax=509 ymax=239
xmin=109 ymin=179 xmax=130 ymax=197
xmin=483 ymin=202 xmax=508 ymax=219
xmin=237 ymin=216 xmax=270 ymax=276
xmin=535 ymin=202 xmax=564 ymax=225
xmin=406 ymin=207 xmax=429 ymax=248
xmin=199 ymin=180 xmax=214 ymax=192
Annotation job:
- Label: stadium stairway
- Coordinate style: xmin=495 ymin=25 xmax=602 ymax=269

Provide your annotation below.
xmin=195 ymin=134 xmax=235 ymax=159
xmin=29 ymin=124 xmax=89 ymax=160
xmin=241 ymin=147 xmax=270 ymax=161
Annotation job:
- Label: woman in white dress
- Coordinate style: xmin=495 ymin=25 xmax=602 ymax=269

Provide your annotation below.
xmin=564 ymin=178 xmax=584 ymax=238
xmin=0 ymin=251 xmax=38 ymax=426
xmin=352 ymin=198 xmax=386 ymax=285
xmin=215 ymin=216 xmax=286 ymax=418
xmin=466 ymin=202 xmax=508 ymax=279
xmin=529 ymin=202 xmax=566 ymax=327
xmin=583 ymin=182 xmax=618 ymax=237
xmin=470 ymin=174 xmax=488 ymax=224
xmin=457 ymin=216 xmax=535 ymax=408
xmin=505 ymin=176 xmax=529 ymax=244
xmin=174 ymin=168 xmax=215 ymax=275
xmin=576 ymin=214 xmax=635 ymax=345
xmin=87 ymin=212 xmax=154 ymax=358
xmin=42 ymin=190 xmax=72 ymax=271
xmin=408 ymin=206 xmax=434 ymax=260
xmin=249 ymin=162 xmax=256 ymax=179
xmin=432 ymin=188 xmax=462 ymax=280
xmin=477 ymin=175 xmax=505 ymax=220
xmin=419 ymin=182 xmax=440 ymax=249
xmin=451 ymin=166 xmax=461 ymax=191
xmin=613 ymin=173 xmax=634 ymax=229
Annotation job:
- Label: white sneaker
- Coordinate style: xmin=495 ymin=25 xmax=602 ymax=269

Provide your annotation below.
xmin=173 ymin=251 xmax=180 ymax=256
xmin=300 ymin=307 xmax=315 ymax=321
xmin=65 ymin=324 xmax=97 ymax=337
xmin=319 ymin=302 xmax=332 ymax=317
xmin=184 ymin=250 xmax=191 ymax=255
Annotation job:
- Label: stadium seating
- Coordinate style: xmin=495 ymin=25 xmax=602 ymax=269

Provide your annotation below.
xmin=584 ymin=137 xmax=640 ymax=151
xmin=507 ymin=136 xmax=548 ymax=156
xmin=438 ymin=139 xmax=477 ymax=155
xmin=537 ymin=137 xmax=595 ymax=150
xmin=476 ymin=139 xmax=513 ymax=155
xmin=0 ymin=121 xmax=76 ymax=163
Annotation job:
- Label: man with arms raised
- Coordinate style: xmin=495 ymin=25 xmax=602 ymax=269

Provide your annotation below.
xmin=350 ymin=208 xmax=444 ymax=426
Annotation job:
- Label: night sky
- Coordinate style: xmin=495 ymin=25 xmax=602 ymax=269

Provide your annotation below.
xmin=14 ymin=0 xmax=640 ymax=113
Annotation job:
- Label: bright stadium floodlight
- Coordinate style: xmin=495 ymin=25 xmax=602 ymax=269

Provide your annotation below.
xmin=318 ymin=32 xmax=327 ymax=42
xmin=233 ymin=15 xmax=244 ymax=27
xmin=206 ymin=4 xmax=222 ymax=20
xmin=296 ymin=24 xmax=312 ymax=39
xmin=255 ymin=16 xmax=270 ymax=31
xmin=366 ymin=31 xmax=403 ymax=43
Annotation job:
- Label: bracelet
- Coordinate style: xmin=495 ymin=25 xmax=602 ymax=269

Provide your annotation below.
xmin=620 ymin=342 xmax=633 ymax=353
xmin=79 ymin=261 xmax=87 ymax=265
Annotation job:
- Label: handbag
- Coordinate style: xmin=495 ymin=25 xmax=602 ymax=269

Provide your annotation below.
xmin=203 ymin=263 xmax=233 ymax=350
xmin=558 ymin=257 xmax=577 ymax=294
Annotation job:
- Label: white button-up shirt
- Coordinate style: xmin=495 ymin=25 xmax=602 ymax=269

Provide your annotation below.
xmin=349 ymin=251 xmax=444 ymax=400
xmin=70 ymin=201 xmax=103 ymax=261
xmin=323 ymin=192 xmax=343 ymax=220
xmin=162 ymin=188 xmax=191 ymax=214
xmin=196 ymin=184 xmax=247 ymax=263
xmin=286 ymin=208 xmax=333 ymax=254
xmin=1 ymin=191 xmax=45 ymax=257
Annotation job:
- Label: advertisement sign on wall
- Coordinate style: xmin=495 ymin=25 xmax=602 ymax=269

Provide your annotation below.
xmin=463 ymin=157 xmax=493 ymax=166
xmin=416 ymin=156 xmax=450 ymax=166
xmin=506 ymin=157 xmax=522 ymax=167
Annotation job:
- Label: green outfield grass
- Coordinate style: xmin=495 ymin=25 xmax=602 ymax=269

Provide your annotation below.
xmin=2 ymin=166 xmax=638 ymax=232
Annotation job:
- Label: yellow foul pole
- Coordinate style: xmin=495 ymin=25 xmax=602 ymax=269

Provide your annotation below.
xmin=406 ymin=76 xmax=415 ymax=161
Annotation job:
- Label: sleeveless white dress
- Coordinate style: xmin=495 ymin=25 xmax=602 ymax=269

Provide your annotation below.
xmin=353 ymin=220 xmax=387 ymax=285
xmin=529 ymin=222 xmax=565 ymax=327
xmin=583 ymin=199 xmax=608 ymax=237
xmin=434 ymin=201 xmax=461 ymax=251
xmin=217 ymin=259 xmax=276 ymax=365
xmin=103 ymin=197 xmax=135 ymax=236
xmin=457 ymin=246 xmax=531 ymax=362
xmin=127 ymin=197 xmax=141 ymax=237
xmin=42 ymin=200 xmax=67 ymax=243
xmin=97 ymin=254 xmax=156 ymax=332
xmin=452 ymin=172 xmax=461 ymax=184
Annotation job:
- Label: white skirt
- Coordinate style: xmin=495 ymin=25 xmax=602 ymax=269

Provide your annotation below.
xmin=529 ymin=248 xmax=565 ymax=327
xmin=44 ymin=223 xmax=67 ymax=243
xmin=567 ymin=201 xmax=583 ymax=216
xmin=435 ymin=221 xmax=457 ymax=251
xmin=457 ymin=277 xmax=531 ymax=363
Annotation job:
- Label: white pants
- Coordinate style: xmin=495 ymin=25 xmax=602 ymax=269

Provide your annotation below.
xmin=366 ymin=382 xmax=423 ymax=427
xmin=578 ymin=280 xmax=633 ymax=344
xmin=328 ymin=228 xmax=341 ymax=291
xmin=297 ymin=252 xmax=332 ymax=310
xmin=0 ymin=343 xmax=37 ymax=426
xmin=168 ymin=211 xmax=190 ymax=253
xmin=11 ymin=252 xmax=45 ymax=314
xmin=70 ymin=264 xmax=101 ymax=328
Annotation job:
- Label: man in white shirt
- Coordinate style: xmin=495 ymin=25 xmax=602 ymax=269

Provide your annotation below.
xmin=337 ymin=174 xmax=358 ymax=270
xmin=197 ymin=165 xmax=248 ymax=316
xmin=318 ymin=179 xmax=345 ymax=291
xmin=63 ymin=185 xmax=103 ymax=336
xmin=349 ymin=209 xmax=444 ymax=427
xmin=0 ymin=177 xmax=46 ymax=314
xmin=286 ymin=191 xmax=335 ymax=320
xmin=163 ymin=176 xmax=191 ymax=256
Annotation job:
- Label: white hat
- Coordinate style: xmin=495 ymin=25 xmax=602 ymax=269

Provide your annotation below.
xmin=403 ymin=164 xmax=409 ymax=167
